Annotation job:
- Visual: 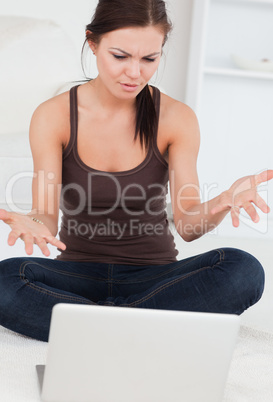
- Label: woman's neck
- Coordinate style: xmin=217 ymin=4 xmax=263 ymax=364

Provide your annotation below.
xmin=88 ymin=77 xmax=137 ymax=113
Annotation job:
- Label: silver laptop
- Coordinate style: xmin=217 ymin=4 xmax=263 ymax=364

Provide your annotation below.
xmin=37 ymin=303 xmax=240 ymax=402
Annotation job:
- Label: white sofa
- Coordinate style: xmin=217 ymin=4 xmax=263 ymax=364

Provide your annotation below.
xmin=0 ymin=15 xmax=79 ymax=213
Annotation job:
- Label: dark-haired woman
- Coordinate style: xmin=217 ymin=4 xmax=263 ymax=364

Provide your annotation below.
xmin=0 ymin=0 xmax=272 ymax=342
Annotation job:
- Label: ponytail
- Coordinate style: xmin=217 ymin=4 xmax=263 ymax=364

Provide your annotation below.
xmin=135 ymin=85 xmax=157 ymax=149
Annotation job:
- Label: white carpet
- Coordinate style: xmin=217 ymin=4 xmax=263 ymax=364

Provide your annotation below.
xmin=224 ymin=326 xmax=273 ymax=402
xmin=0 ymin=326 xmax=47 ymax=401
xmin=1 ymin=324 xmax=273 ymax=401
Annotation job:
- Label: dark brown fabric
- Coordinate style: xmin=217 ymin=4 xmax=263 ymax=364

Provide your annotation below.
xmin=56 ymin=85 xmax=178 ymax=265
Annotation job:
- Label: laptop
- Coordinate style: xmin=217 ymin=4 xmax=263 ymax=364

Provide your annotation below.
xmin=37 ymin=303 xmax=240 ymax=402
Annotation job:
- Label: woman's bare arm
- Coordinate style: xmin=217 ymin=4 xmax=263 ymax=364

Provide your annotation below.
xmin=0 ymin=92 xmax=70 ymax=255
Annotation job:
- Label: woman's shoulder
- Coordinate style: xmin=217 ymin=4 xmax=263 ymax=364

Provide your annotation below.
xmin=159 ymin=90 xmax=197 ymax=126
xmin=30 ymin=89 xmax=71 ymax=147
xmin=32 ymin=89 xmax=70 ymax=122
xmin=156 ymin=88 xmax=200 ymax=145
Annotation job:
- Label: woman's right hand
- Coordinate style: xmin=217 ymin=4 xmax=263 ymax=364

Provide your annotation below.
xmin=0 ymin=209 xmax=66 ymax=257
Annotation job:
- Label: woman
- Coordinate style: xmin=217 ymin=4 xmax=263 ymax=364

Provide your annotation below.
xmin=0 ymin=0 xmax=272 ymax=342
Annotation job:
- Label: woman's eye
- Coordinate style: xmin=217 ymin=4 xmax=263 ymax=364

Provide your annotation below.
xmin=113 ymin=55 xmax=156 ymax=62
xmin=113 ymin=55 xmax=126 ymax=60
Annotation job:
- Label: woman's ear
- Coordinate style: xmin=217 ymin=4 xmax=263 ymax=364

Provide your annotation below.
xmin=86 ymin=30 xmax=97 ymax=55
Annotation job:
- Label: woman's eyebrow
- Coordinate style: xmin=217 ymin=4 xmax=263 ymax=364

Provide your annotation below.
xmin=109 ymin=47 xmax=161 ymax=57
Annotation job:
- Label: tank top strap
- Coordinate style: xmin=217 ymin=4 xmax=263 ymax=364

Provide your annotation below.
xmin=63 ymin=84 xmax=80 ymax=159
xmin=151 ymin=85 xmax=161 ymax=141
xmin=150 ymin=86 xmax=168 ymax=168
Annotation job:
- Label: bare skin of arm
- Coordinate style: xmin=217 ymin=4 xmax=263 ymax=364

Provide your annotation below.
xmin=0 ymin=93 xmax=70 ymax=256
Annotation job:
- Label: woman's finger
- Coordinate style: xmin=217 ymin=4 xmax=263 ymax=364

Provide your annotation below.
xmin=230 ymin=206 xmax=240 ymax=227
xmin=0 ymin=209 xmax=10 ymax=221
xmin=21 ymin=233 xmax=34 ymax=255
xmin=45 ymin=236 xmax=66 ymax=251
xmin=254 ymin=170 xmax=273 ymax=186
xmin=252 ymin=193 xmax=271 ymax=214
xmin=7 ymin=230 xmax=21 ymax=246
xmin=35 ymin=237 xmax=51 ymax=257
xmin=243 ymin=202 xmax=260 ymax=223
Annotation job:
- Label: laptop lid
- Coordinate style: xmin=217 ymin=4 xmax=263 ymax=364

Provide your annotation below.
xmin=38 ymin=303 xmax=240 ymax=402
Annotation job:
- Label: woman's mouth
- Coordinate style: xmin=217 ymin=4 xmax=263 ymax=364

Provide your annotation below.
xmin=120 ymin=83 xmax=139 ymax=92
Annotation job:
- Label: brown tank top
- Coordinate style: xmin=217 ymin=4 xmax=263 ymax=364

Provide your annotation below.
xmin=56 ymin=84 xmax=178 ymax=265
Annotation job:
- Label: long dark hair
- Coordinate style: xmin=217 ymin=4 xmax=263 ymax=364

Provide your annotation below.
xmin=82 ymin=0 xmax=172 ymax=150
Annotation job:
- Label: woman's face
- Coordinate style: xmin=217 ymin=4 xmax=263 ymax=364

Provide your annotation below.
xmin=89 ymin=26 xmax=164 ymax=99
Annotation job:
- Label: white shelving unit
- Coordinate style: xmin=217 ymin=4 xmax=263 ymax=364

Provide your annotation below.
xmin=204 ymin=67 xmax=273 ymax=81
xmin=185 ymin=0 xmax=273 ymax=238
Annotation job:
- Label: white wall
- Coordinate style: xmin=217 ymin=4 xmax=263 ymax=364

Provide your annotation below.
xmin=158 ymin=0 xmax=193 ymax=102
xmin=1 ymin=0 xmax=193 ymax=102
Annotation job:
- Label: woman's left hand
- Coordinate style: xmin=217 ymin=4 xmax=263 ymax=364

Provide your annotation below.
xmin=211 ymin=169 xmax=273 ymax=227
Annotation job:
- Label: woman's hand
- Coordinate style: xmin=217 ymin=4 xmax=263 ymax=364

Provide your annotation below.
xmin=211 ymin=170 xmax=273 ymax=227
xmin=0 ymin=209 xmax=66 ymax=257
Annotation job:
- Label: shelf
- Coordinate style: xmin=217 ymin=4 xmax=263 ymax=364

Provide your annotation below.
xmin=215 ymin=0 xmax=273 ymax=6
xmin=204 ymin=66 xmax=273 ymax=81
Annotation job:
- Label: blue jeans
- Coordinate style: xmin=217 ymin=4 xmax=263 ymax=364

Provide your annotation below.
xmin=0 ymin=248 xmax=264 ymax=342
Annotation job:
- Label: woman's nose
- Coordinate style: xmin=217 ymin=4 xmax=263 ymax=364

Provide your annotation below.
xmin=126 ymin=60 xmax=141 ymax=79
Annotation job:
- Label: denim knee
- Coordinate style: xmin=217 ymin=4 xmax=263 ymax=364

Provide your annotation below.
xmin=0 ymin=258 xmax=15 ymax=293
xmin=0 ymin=257 xmax=28 ymax=307
xmin=0 ymin=257 xmax=26 ymax=278
xmin=221 ymin=247 xmax=265 ymax=310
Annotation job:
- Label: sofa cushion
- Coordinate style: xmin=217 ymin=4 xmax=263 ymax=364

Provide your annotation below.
xmin=0 ymin=15 xmax=79 ymax=135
